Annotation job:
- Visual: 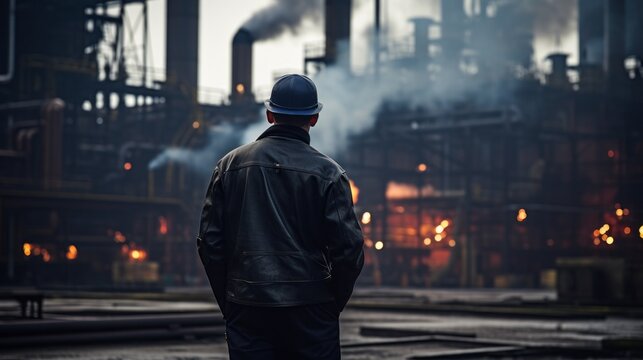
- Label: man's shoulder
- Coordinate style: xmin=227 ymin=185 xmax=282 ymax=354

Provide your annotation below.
xmin=216 ymin=141 xmax=259 ymax=168
xmin=217 ymin=140 xmax=345 ymax=181
xmin=304 ymin=146 xmax=345 ymax=181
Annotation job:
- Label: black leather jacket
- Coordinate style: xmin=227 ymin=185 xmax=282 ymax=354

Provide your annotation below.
xmin=197 ymin=124 xmax=364 ymax=314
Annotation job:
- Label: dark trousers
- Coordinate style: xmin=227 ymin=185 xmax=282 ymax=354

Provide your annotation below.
xmin=224 ymin=301 xmax=341 ymax=360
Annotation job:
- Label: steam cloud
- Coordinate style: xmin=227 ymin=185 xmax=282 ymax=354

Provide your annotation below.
xmin=148 ymin=125 xmax=241 ymax=176
xmin=242 ymin=0 xmax=323 ymax=41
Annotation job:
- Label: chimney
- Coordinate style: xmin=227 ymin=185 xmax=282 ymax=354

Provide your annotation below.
xmin=231 ymin=28 xmax=254 ymax=104
xmin=409 ymin=17 xmax=435 ymax=67
xmin=440 ymin=0 xmax=464 ymax=75
xmin=625 ymin=0 xmax=643 ymax=60
xmin=165 ymin=0 xmax=199 ymax=99
xmin=578 ymin=0 xmax=604 ymax=66
xmin=546 ymin=53 xmax=570 ymax=88
xmin=325 ymin=0 xmax=351 ymax=66
xmin=577 ymin=0 xmax=604 ymax=90
xmin=603 ymin=0 xmax=626 ymax=84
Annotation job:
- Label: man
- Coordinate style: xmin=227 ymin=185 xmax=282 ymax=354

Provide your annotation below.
xmin=197 ymin=74 xmax=364 ymax=359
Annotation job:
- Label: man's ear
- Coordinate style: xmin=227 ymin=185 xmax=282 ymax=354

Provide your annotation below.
xmin=309 ymin=114 xmax=319 ymax=127
xmin=266 ymin=110 xmax=276 ymax=124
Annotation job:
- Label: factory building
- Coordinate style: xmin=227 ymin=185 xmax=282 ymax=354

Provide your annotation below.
xmin=0 ymin=0 xmax=642 ymax=303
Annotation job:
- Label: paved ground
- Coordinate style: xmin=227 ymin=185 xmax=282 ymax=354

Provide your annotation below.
xmin=1 ymin=288 xmax=642 ymax=359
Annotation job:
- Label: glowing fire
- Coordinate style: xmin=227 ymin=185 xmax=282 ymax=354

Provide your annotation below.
xmin=114 ymin=231 xmax=126 ymax=243
xmin=349 ymin=179 xmax=359 ymax=204
xmin=23 ymin=243 xmax=32 ymax=256
xmin=129 ymin=249 xmax=147 ymax=261
xmin=159 ymin=216 xmax=168 ymax=235
xmin=516 ymin=208 xmax=527 ymax=222
xmin=66 ymin=245 xmax=78 ymax=260
xmin=385 ymin=181 xmax=434 ymax=200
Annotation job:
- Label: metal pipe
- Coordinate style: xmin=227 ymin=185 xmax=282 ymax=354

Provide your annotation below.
xmin=0 ymin=0 xmax=15 ymax=83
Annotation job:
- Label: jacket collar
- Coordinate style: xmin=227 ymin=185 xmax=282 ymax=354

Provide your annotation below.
xmin=257 ymin=124 xmax=311 ymax=145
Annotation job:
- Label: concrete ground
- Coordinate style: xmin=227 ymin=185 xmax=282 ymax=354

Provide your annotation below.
xmin=1 ymin=288 xmax=642 ymax=359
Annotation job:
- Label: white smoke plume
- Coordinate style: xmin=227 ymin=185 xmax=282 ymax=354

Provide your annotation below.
xmin=148 ymin=124 xmax=241 ymax=176
xmin=242 ymin=0 xmax=323 ymax=41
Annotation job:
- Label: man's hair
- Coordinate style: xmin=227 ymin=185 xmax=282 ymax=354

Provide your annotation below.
xmin=272 ymin=112 xmax=312 ymax=127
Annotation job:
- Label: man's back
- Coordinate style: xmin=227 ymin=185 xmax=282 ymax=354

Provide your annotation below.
xmin=197 ymin=74 xmax=364 ymax=359
xmin=218 ymin=125 xmax=356 ymax=306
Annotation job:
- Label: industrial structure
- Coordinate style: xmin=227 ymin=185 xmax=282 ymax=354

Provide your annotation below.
xmin=0 ymin=0 xmax=642 ymax=303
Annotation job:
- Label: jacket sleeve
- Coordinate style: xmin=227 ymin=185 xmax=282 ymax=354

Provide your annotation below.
xmin=197 ymin=165 xmax=227 ymax=316
xmin=324 ymin=173 xmax=365 ymax=312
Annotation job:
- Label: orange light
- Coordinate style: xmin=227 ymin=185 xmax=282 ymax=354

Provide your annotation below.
xmin=593 ymin=229 xmax=600 ymax=237
xmin=440 ymin=220 xmax=450 ymax=228
xmin=236 ymin=83 xmax=245 ymax=94
xmin=364 ymin=239 xmax=373 ymax=248
xmin=66 ymin=245 xmax=78 ymax=260
xmin=114 ymin=231 xmax=126 ymax=243
xmin=435 ymin=225 xmax=444 ymax=234
xmin=606 ymin=236 xmax=614 ymax=245
xmin=158 ymin=216 xmax=168 ymax=235
xmin=601 ymin=234 xmax=608 ymax=241
xmin=423 ymin=237 xmax=431 ymax=246
xmin=129 ymin=249 xmax=147 ymax=261
xmin=192 ymin=121 xmax=201 ymax=129
xmin=123 ymin=162 xmax=133 ymax=171
xmin=616 ymin=209 xmax=624 ymax=217
xmin=349 ymin=179 xmax=359 ymax=205
xmin=23 ymin=243 xmax=32 ymax=256
xmin=361 ymin=212 xmax=372 ymax=225
xmin=42 ymin=250 xmax=51 ymax=262
xmin=374 ymin=241 xmax=384 ymax=250
xmin=593 ymin=238 xmax=601 ymax=246
xmin=435 ymin=234 xmax=443 ymax=242
xmin=624 ymin=227 xmax=631 ymax=235
xmin=516 ymin=208 xmax=527 ymax=222
xmin=448 ymin=239 xmax=456 ymax=247
xmin=417 ymin=163 xmax=428 ymax=172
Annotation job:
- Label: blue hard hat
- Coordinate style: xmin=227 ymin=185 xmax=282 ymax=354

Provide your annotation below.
xmin=264 ymin=74 xmax=323 ymax=116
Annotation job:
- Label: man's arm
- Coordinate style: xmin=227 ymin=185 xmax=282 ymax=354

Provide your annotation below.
xmin=324 ymin=173 xmax=365 ymax=313
xmin=197 ymin=166 xmax=227 ymax=316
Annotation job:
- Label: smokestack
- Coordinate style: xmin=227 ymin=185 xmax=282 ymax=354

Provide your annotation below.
xmin=546 ymin=53 xmax=570 ymax=88
xmin=440 ymin=0 xmax=464 ymax=75
xmin=409 ymin=17 xmax=434 ymax=67
xmin=604 ymin=0 xmax=626 ymax=83
xmin=165 ymin=0 xmax=199 ymax=98
xmin=578 ymin=0 xmax=604 ymax=66
xmin=325 ymin=0 xmax=351 ymax=66
xmin=625 ymin=0 xmax=643 ymax=60
xmin=231 ymin=29 xmax=254 ymax=104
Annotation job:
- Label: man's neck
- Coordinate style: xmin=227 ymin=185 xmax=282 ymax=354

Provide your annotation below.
xmin=274 ymin=123 xmax=310 ymax=133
